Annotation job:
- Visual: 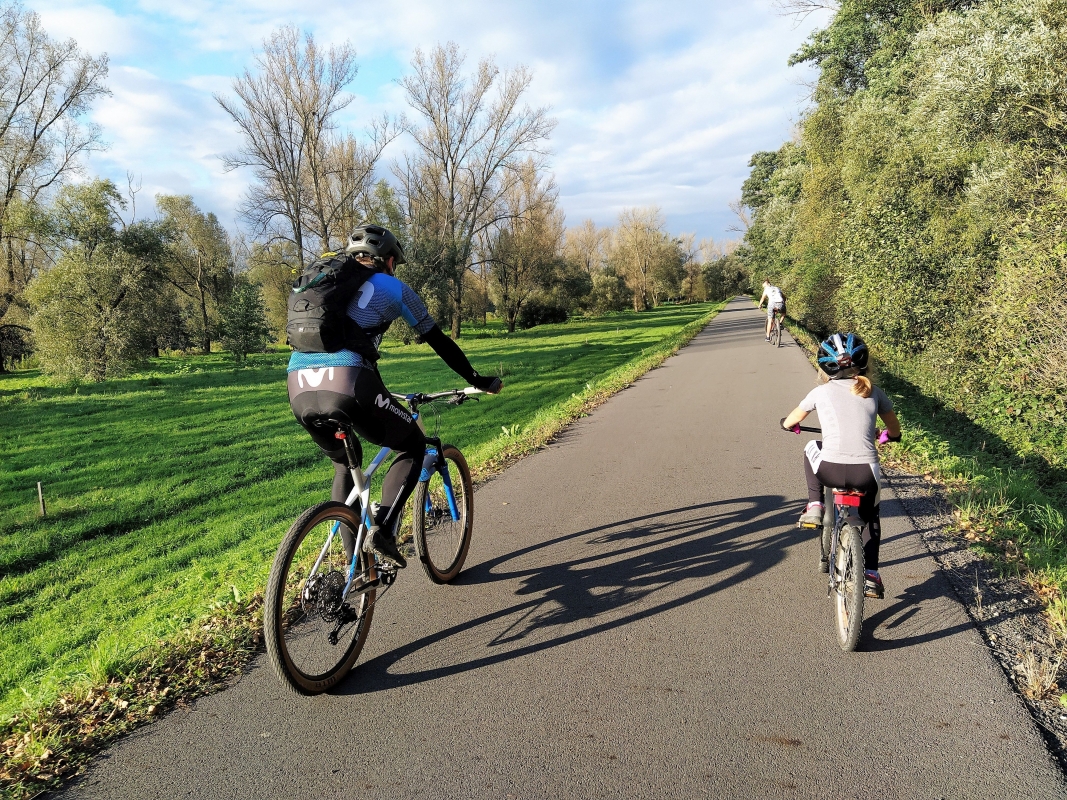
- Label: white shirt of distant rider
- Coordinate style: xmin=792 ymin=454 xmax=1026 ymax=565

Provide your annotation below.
xmin=763 ymin=285 xmax=784 ymax=305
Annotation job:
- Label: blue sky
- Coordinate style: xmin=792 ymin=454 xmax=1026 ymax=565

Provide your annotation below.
xmin=33 ymin=0 xmax=831 ymax=243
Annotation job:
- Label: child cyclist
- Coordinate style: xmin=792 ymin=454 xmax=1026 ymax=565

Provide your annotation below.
xmin=780 ymin=333 xmax=901 ymax=598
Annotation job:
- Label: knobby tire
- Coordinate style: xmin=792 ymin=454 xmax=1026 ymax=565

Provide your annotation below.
xmin=412 ymin=445 xmax=474 ymax=583
xmin=265 ymin=501 xmax=376 ymax=694
xmin=833 ymin=524 xmax=866 ymax=651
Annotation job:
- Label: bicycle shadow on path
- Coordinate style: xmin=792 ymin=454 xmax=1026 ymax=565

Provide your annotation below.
xmin=336 ymin=494 xmax=907 ymax=697
xmin=863 ymin=573 xmax=973 ymax=652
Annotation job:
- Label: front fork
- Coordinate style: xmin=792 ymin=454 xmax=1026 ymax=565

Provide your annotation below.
xmin=419 ymin=438 xmax=460 ymax=521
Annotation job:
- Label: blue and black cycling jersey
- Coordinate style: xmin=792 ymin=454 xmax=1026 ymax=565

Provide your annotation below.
xmin=287 ymin=272 xmax=437 ymax=373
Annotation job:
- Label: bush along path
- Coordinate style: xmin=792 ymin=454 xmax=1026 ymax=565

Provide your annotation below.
xmin=0 ymin=302 xmax=723 ymax=800
xmin=783 ymin=314 xmax=1067 ymax=770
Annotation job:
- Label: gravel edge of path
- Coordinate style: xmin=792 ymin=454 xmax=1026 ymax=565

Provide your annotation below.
xmin=885 ymin=467 xmax=1067 ymax=772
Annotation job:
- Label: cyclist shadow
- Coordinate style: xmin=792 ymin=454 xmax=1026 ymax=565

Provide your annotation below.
xmin=862 ymin=573 xmax=973 ymax=651
xmin=339 ymin=496 xmax=807 ymax=695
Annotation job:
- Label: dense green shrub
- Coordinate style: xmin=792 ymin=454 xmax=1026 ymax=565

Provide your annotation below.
xmin=741 ymin=0 xmax=1067 ymax=471
xmin=517 ymin=297 xmax=569 ymax=329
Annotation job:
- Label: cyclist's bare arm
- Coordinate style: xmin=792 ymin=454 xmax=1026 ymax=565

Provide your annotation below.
xmin=782 ymin=407 xmax=810 ymax=429
xmin=758 ymin=290 xmax=768 ymax=308
xmin=879 ymin=410 xmax=901 ymax=438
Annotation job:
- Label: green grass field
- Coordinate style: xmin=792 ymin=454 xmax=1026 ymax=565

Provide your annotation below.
xmin=0 ymin=304 xmax=718 ymax=717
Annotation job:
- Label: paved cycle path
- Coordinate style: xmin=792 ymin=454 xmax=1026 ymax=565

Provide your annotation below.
xmin=64 ymin=298 xmax=1064 ymax=799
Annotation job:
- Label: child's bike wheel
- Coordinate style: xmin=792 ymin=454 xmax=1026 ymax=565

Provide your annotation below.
xmin=264 ymin=501 xmax=376 ymax=694
xmin=413 ymin=445 xmax=474 ymax=583
xmin=833 ymin=524 xmax=866 ymax=651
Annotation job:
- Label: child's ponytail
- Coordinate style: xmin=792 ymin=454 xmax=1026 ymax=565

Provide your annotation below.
xmin=852 ymin=374 xmax=873 ymax=399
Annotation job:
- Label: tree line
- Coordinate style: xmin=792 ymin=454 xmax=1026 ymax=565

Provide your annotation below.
xmin=739 ymin=0 xmax=1067 ymax=467
xmin=0 ymin=4 xmax=744 ymax=380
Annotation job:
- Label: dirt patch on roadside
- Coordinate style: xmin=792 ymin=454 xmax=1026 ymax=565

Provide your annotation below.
xmin=887 ymin=468 xmax=1067 ymax=771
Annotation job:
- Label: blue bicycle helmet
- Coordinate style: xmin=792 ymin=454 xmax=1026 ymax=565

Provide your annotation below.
xmin=818 ymin=332 xmax=869 ymax=377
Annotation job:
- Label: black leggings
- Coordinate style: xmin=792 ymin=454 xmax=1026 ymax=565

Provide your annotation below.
xmin=288 ymin=365 xmax=425 ymax=537
xmin=803 ymin=443 xmax=883 ymax=570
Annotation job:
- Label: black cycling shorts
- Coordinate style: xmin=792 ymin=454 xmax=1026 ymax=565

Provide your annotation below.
xmin=286 ymin=365 xmax=423 ymax=460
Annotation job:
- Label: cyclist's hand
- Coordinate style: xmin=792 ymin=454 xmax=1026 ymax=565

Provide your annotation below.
xmin=471 ymin=373 xmax=502 ymax=394
xmin=780 ymin=417 xmax=800 ymax=434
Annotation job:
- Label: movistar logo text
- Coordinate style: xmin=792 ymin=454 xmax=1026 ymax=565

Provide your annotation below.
xmin=375 ymin=393 xmax=411 ymax=422
xmin=297 ymin=367 xmax=334 ymax=389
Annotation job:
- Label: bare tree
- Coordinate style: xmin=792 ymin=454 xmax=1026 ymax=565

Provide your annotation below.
xmin=727 ymin=199 xmax=751 ymax=233
xmin=564 ymin=219 xmax=607 ymax=274
xmin=678 ymin=233 xmax=704 ymax=303
xmin=773 ymin=0 xmax=838 ymax=24
xmin=397 ymin=42 xmax=555 ymax=338
xmin=0 ymin=2 xmax=109 ymax=369
xmin=610 ymin=207 xmax=671 ymax=312
xmin=216 ymin=26 xmax=397 ymax=263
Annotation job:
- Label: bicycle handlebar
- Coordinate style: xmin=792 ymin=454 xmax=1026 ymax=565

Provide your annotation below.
xmin=392 ymin=387 xmax=487 ymax=408
xmin=780 ymin=418 xmax=822 ymax=434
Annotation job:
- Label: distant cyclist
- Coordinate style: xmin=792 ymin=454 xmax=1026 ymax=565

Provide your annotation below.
xmin=780 ymin=333 xmax=901 ymax=598
xmin=757 ymin=280 xmax=786 ymax=341
xmin=286 ymin=225 xmax=501 ymax=569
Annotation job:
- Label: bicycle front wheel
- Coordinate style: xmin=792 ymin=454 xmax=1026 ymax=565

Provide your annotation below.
xmin=833 ymin=524 xmax=865 ymax=651
xmin=264 ymin=501 xmax=376 ymax=694
xmin=412 ymin=445 xmax=474 ymax=583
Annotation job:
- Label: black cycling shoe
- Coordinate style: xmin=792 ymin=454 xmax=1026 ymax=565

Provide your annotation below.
xmin=365 ymin=527 xmax=407 ymax=569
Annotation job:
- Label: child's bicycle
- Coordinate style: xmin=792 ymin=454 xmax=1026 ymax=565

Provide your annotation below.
xmin=804 ymin=484 xmax=867 ymax=651
xmin=264 ymin=387 xmax=485 ymax=694
xmin=785 ymin=423 xmax=868 ymax=651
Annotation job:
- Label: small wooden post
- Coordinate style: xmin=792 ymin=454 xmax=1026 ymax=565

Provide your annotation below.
xmin=37 ymin=481 xmax=46 ymax=517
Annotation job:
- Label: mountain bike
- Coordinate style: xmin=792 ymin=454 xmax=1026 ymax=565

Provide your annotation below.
xmin=785 ymin=423 xmax=867 ymax=651
xmin=769 ymin=308 xmax=784 ymax=348
xmin=802 ymin=485 xmax=867 ymax=651
xmin=264 ymin=387 xmax=484 ymax=694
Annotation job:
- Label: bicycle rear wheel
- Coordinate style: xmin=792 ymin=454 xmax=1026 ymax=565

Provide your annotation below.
xmin=770 ymin=317 xmax=782 ymax=347
xmin=412 ymin=445 xmax=473 ymax=583
xmin=833 ymin=524 xmax=865 ymax=651
xmin=265 ymin=501 xmax=376 ymax=694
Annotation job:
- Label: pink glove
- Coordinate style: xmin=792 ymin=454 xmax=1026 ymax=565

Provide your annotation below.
xmin=878 ymin=429 xmax=890 ymax=445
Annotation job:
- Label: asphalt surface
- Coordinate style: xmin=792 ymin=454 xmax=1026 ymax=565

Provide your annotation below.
xmin=63 ymin=297 xmax=1066 ymax=799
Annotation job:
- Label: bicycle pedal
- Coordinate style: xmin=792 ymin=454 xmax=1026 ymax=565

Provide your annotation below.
xmin=799 ymin=522 xmax=819 ymax=529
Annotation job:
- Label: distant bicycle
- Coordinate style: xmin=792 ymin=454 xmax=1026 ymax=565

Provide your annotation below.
xmin=264 ymin=387 xmax=483 ymax=694
xmin=768 ymin=308 xmax=784 ymax=348
xmin=785 ymin=423 xmax=867 ymax=651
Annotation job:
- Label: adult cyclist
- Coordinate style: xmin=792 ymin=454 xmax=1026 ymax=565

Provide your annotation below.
xmin=780 ymin=333 xmax=901 ymax=598
xmin=287 ymin=224 xmax=501 ymax=569
xmin=757 ymin=280 xmax=786 ymax=341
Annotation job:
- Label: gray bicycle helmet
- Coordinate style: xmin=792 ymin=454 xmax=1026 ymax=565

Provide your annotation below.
xmin=345 ymin=224 xmax=406 ymax=266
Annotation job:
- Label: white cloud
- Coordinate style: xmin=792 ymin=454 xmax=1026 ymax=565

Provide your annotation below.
xmin=84 ymin=65 xmax=246 ymax=225
xmin=36 ymin=0 xmax=831 ymax=239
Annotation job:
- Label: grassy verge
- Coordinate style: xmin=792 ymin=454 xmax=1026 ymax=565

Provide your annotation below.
xmin=783 ymin=317 xmax=1067 ymax=637
xmin=0 ymin=302 xmax=722 ymax=798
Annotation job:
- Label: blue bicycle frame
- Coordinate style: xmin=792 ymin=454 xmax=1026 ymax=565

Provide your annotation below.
xmin=309 ymin=391 xmax=466 ymax=602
